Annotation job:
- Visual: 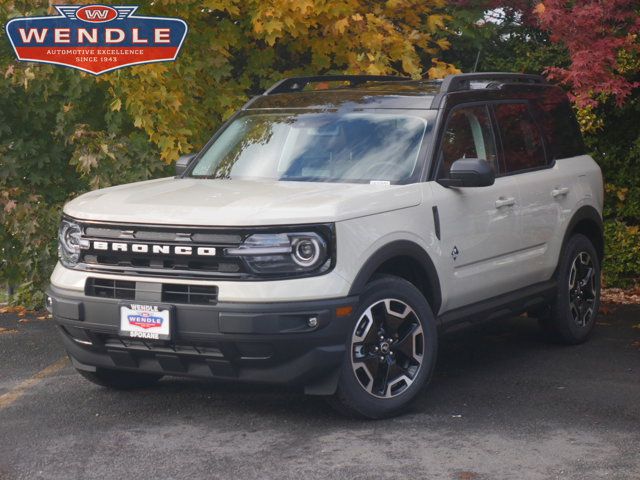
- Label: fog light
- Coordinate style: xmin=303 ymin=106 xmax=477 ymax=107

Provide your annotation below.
xmin=46 ymin=296 xmax=53 ymax=313
xmin=308 ymin=317 xmax=318 ymax=328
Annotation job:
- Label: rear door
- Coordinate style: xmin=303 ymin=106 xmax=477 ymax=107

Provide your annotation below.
xmin=430 ymin=103 xmax=522 ymax=311
xmin=492 ymin=101 xmax=562 ymax=284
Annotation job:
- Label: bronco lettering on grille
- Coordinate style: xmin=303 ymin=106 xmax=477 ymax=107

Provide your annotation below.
xmin=90 ymin=241 xmax=216 ymax=256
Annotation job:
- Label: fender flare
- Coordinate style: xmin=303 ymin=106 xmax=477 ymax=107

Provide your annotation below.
xmin=348 ymin=240 xmax=442 ymax=313
xmin=561 ymin=205 xmax=604 ymax=261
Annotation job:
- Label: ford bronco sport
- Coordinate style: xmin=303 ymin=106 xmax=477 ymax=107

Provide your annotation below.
xmin=48 ymin=73 xmax=604 ymax=418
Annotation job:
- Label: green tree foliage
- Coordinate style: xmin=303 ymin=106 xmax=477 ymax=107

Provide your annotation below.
xmin=0 ymin=0 xmax=456 ymax=307
xmin=0 ymin=61 xmax=171 ymax=306
xmin=588 ymin=95 xmax=640 ymax=286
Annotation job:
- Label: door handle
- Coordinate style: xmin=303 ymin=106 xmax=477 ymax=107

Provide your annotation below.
xmin=551 ymin=187 xmax=570 ymax=198
xmin=495 ymin=197 xmax=516 ymax=208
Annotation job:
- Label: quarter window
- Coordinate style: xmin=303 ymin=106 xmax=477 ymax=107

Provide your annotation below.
xmin=494 ymin=103 xmax=547 ymax=173
xmin=438 ymin=105 xmax=497 ymax=178
xmin=535 ymin=90 xmax=585 ymax=159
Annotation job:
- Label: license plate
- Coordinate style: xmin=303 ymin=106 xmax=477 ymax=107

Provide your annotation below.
xmin=119 ymin=303 xmax=172 ymax=341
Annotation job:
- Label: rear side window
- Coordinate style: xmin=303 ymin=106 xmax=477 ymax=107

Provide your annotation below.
xmin=438 ymin=105 xmax=498 ymax=178
xmin=534 ymin=90 xmax=585 ymax=159
xmin=494 ymin=103 xmax=547 ymax=174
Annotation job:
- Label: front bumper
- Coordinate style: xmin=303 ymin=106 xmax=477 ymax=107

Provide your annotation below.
xmin=47 ymin=285 xmax=357 ymax=391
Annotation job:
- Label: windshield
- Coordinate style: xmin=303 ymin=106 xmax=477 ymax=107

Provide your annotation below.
xmin=190 ymin=111 xmax=431 ymax=183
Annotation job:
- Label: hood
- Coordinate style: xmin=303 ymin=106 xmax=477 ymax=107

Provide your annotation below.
xmin=63 ymin=177 xmax=423 ymax=226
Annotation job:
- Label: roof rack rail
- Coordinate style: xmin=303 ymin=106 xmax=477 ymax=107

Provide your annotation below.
xmin=440 ymin=72 xmax=546 ymax=93
xmin=263 ymin=75 xmax=410 ymax=95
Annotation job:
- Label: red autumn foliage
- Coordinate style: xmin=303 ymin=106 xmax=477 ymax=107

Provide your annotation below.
xmin=451 ymin=1 xmax=639 ymax=107
xmin=535 ymin=0 xmax=640 ymax=107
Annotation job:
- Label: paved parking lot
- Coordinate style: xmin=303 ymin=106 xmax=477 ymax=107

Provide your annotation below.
xmin=1 ymin=306 xmax=639 ymax=480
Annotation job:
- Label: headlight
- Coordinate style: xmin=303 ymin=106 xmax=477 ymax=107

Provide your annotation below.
xmin=227 ymin=231 xmax=330 ymax=276
xmin=291 ymin=236 xmax=322 ymax=267
xmin=58 ymin=219 xmax=87 ymax=267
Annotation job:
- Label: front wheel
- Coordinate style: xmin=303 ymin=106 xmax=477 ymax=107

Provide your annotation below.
xmin=329 ymin=276 xmax=438 ymax=419
xmin=539 ymin=234 xmax=601 ymax=344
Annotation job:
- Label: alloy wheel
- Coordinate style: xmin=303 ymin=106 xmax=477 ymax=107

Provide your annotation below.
xmin=350 ymin=299 xmax=424 ymax=398
xmin=568 ymin=251 xmax=597 ymax=327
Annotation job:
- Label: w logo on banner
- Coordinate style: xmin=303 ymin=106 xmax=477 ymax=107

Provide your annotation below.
xmin=5 ymin=5 xmax=188 ymax=75
xmin=84 ymin=10 xmax=110 ymax=20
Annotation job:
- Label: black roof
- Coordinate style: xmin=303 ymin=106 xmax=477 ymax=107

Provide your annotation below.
xmin=245 ymin=73 xmax=560 ymax=111
xmin=246 ymin=82 xmax=439 ymax=110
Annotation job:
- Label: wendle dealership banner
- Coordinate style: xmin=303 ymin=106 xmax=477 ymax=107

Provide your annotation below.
xmin=5 ymin=4 xmax=187 ymax=75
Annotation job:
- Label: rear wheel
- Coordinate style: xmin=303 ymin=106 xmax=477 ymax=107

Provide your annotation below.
xmin=329 ymin=276 xmax=437 ymax=418
xmin=539 ymin=234 xmax=601 ymax=344
xmin=77 ymin=368 xmax=163 ymax=390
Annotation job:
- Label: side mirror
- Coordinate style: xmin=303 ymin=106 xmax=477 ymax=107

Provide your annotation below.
xmin=175 ymin=154 xmax=196 ymax=176
xmin=438 ymin=158 xmax=495 ymax=188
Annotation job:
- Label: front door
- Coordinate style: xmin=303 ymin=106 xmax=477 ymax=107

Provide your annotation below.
xmin=430 ymin=104 xmax=522 ymax=311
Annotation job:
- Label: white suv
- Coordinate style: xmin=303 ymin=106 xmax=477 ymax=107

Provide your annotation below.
xmin=48 ymin=73 xmax=604 ymax=418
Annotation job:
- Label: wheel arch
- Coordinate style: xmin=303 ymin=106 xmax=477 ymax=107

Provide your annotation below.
xmin=348 ymin=240 xmax=442 ymax=315
xmin=552 ymin=205 xmax=604 ymax=282
xmin=562 ymin=205 xmax=604 ymax=263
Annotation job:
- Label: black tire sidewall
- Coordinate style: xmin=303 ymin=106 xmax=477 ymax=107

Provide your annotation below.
xmin=334 ymin=275 xmax=438 ymax=418
xmin=552 ymin=234 xmax=601 ymax=343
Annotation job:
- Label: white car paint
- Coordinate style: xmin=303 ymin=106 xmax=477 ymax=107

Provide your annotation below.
xmin=63 ymin=177 xmax=422 ymax=226
xmin=429 ymin=174 xmax=522 ymax=310
xmin=53 ymin=155 xmax=603 ymax=314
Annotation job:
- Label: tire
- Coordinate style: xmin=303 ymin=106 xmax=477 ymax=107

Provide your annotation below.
xmin=328 ymin=275 xmax=438 ymax=419
xmin=77 ymin=368 xmax=163 ymax=390
xmin=539 ymin=234 xmax=601 ymax=344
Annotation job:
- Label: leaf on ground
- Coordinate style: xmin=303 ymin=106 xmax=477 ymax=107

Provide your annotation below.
xmin=0 ymin=327 xmax=19 ymax=335
xmin=456 ymin=472 xmax=480 ymax=480
xmin=599 ymin=305 xmax=614 ymax=315
xmin=601 ymin=288 xmax=640 ymax=305
xmin=0 ymin=305 xmax=33 ymax=315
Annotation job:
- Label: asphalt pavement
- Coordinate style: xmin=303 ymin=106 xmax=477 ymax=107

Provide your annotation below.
xmin=1 ymin=306 xmax=639 ymax=480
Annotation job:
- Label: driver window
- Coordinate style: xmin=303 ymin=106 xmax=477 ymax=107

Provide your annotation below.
xmin=438 ymin=105 xmax=497 ymax=178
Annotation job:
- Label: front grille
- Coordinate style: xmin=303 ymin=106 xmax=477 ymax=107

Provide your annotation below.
xmin=63 ymin=330 xmax=237 ymax=376
xmin=85 ymin=278 xmax=136 ymax=300
xmin=162 ymin=284 xmax=218 ymax=305
xmin=84 ymin=226 xmax=242 ymax=244
xmin=85 ymin=278 xmax=218 ymax=305
xmin=102 ymin=335 xmax=225 ymax=358
xmin=77 ymin=222 xmax=247 ymax=279
xmin=82 ymin=253 xmax=241 ymax=275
